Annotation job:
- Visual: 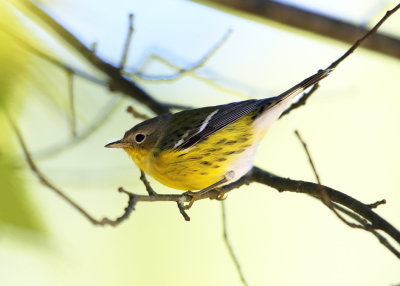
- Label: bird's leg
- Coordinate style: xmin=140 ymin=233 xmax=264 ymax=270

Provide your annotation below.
xmin=183 ymin=171 xmax=234 ymax=209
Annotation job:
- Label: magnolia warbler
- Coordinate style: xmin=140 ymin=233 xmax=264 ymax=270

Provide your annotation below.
xmin=106 ymin=69 xmax=331 ymax=197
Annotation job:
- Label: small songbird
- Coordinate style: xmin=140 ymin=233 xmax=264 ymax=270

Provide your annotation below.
xmin=106 ymin=69 xmax=331 ymax=197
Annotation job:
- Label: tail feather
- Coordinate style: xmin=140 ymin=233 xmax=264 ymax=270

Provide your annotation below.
xmin=269 ymin=68 xmax=333 ymax=105
xmin=251 ymin=68 xmax=333 ymax=132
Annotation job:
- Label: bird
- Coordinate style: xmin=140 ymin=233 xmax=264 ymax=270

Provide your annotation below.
xmin=106 ymin=69 xmax=331 ymax=198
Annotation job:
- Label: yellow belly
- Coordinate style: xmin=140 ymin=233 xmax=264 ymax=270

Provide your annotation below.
xmin=154 ymin=116 xmax=258 ymax=190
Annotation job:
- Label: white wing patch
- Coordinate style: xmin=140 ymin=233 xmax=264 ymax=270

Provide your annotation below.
xmin=173 ymin=130 xmax=190 ymax=148
xmin=173 ymin=109 xmax=219 ymax=149
xmin=197 ymin=109 xmax=219 ymax=134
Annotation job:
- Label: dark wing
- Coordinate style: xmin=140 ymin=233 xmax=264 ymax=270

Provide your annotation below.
xmin=175 ymin=99 xmax=266 ymax=150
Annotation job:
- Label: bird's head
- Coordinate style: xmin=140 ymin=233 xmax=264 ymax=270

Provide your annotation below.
xmin=105 ymin=114 xmax=169 ymax=167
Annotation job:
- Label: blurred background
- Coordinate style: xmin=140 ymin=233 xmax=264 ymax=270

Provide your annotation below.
xmin=0 ymin=0 xmax=399 ymax=285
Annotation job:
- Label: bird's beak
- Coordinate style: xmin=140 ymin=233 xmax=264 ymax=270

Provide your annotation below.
xmin=105 ymin=140 xmax=130 ymax=148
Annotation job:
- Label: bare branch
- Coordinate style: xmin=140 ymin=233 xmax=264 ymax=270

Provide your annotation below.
xmin=368 ymin=199 xmax=386 ymax=209
xmin=294 ymin=130 xmax=322 ymax=184
xmin=328 ymin=2 xmax=400 ymax=69
xmin=221 ymin=201 xmax=248 ymax=286
xmin=294 ymin=128 xmax=398 ymax=260
xmin=22 ymin=0 xmax=170 ymax=115
xmin=5 ymin=22 xmax=241 ymax=111
xmin=248 ymin=167 xmax=400 ymax=247
xmin=8 ymin=116 xmax=104 ymax=225
xmin=127 ymin=29 xmax=232 ymax=81
xmin=200 ymin=0 xmax=400 ymax=60
xmin=164 ymin=103 xmax=193 ymax=110
xmin=1 ymin=27 xmax=108 ymax=86
xmin=35 ymin=97 xmax=124 ymax=160
xmin=100 ymin=187 xmax=139 ymax=226
xmin=294 ymin=129 xmax=400 ymax=261
xmin=126 ymin=105 xmax=150 ymax=120
xmin=119 ymin=13 xmax=135 ymax=70
xmin=294 ymin=130 xmax=369 ymax=229
xmin=66 ymin=71 xmax=77 ymax=137
xmin=139 ymin=170 xmax=157 ymax=196
xmin=332 ymin=202 xmax=400 ymax=259
xmin=9 ymin=115 xmax=163 ymax=227
xmin=177 ymin=198 xmax=191 ymax=221
xmin=91 ymin=42 xmax=98 ymax=54
xmin=274 ymin=2 xmax=400 ymax=117
xmin=127 ymin=52 xmax=251 ymax=103
xmin=280 ymin=84 xmax=319 ymax=118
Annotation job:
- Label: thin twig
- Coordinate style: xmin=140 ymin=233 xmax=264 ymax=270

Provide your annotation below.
xmin=67 ymin=70 xmax=77 ymax=137
xmin=294 ymin=130 xmax=367 ymax=229
xmin=164 ymin=103 xmax=193 ymax=110
xmin=8 ymin=116 xmax=102 ymax=225
xmin=127 ymin=29 xmax=232 ymax=81
xmin=3 ymin=22 xmax=241 ymax=110
xmin=328 ymin=2 xmax=400 ymax=69
xmin=1 ymin=27 xmax=108 ymax=86
xmin=140 ymin=170 xmax=157 ymax=196
xmin=8 ymin=114 xmax=161 ymax=227
xmin=34 ymin=96 xmax=124 ymax=160
xmin=294 ymin=130 xmax=322 ymax=184
xmin=91 ymin=42 xmax=97 ymax=54
xmin=100 ymin=187 xmax=138 ymax=226
xmin=127 ymin=102 xmax=191 ymax=118
xmin=248 ymin=166 xmax=400 ymax=251
xmin=221 ymin=201 xmax=248 ymax=286
xmin=119 ymin=13 xmax=135 ymax=70
xmin=10 ymin=25 xmax=189 ymax=122
xmin=203 ymin=0 xmax=400 ymax=59
xmin=280 ymin=3 xmax=400 ymax=117
xmin=177 ymin=198 xmax=191 ymax=221
xmin=22 ymin=0 xmax=170 ymax=115
xmin=127 ymin=52 xmax=250 ymax=101
xmin=126 ymin=106 xmax=150 ymax=120
xmin=368 ymin=199 xmax=386 ymax=209
xmin=280 ymin=84 xmax=319 ymax=118
xmin=294 ymin=130 xmax=400 ymax=258
xmin=332 ymin=202 xmax=400 ymax=259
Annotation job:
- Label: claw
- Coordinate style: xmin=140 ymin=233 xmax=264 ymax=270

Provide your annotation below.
xmin=216 ymin=189 xmax=227 ymax=200
xmin=183 ymin=191 xmax=197 ymax=209
xmin=182 ymin=171 xmax=234 ymax=208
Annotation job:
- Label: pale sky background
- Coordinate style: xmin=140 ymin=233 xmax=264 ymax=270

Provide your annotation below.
xmin=1 ymin=0 xmax=400 ymax=285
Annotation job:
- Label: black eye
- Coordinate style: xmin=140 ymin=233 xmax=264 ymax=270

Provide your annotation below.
xmin=135 ymin=133 xmax=146 ymax=143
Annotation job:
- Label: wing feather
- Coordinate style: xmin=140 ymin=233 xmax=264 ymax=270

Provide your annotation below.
xmin=172 ymin=69 xmax=332 ymax=150
xmin=177 ymin=99 xmax=263 ymax=149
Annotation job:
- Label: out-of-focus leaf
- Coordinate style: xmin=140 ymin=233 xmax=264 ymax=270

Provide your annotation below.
xmin=0 ymin=151 xmax=44 ymax=233
xmin=0 ymin=1 xmax=31 ymax=110
xmin=0 ymin=1 xmax=45 ymax=234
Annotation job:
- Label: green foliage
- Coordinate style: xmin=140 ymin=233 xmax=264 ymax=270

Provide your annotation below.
xmin=0 ymin=2 xmax=45 ymax=235
xmin=0 ymin=9 xmax=27 ymax=110
xmin=0 ymin=152 xmax=44 ymax=233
